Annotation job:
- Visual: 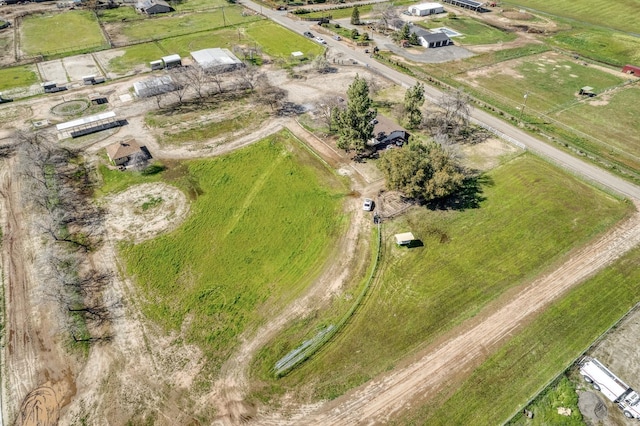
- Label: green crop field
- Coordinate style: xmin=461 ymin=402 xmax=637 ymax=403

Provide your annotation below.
xmin=114 ymin=8 xmax=260 ymax=43
xmin=21 ymin=11 xmax=107 ymax=55
xmin=456 ymin=52 xmax=625 ymax=113
xmin=253 ymin=154 xmax=630 ymax=402
xmin=399 ymin=244 xmax=640 ymax=425
xmin=120 ymin=131 xmax=347 ymax=373
xmin=0 ymin=65 xmax=39 ymax=91
xmin=549 ymin=26 xmax=640 ymax=67
xmin=418 ymin=16 xmax=517 ymax=45
xmin=245 ymin=21 xmax=324 ymax=59
xmin=504 ymin=0 xmax=640 ymax=34
xmin=107 ymin=43 xmax=166 ymax=73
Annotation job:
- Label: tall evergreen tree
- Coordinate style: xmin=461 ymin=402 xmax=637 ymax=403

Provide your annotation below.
xmin=404 ymin=82 xmax=425 ymax=129
xmin=334 ymin=75 xmax=377 ymax=154
xmin=351 ymin=6 xmax=361 ymax=25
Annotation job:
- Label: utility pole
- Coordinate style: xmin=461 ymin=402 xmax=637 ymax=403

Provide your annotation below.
xmin=519 ymin=91 xmax=529 ymax=123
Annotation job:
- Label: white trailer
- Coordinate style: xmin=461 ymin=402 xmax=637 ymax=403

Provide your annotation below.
xmin=579 ymin=357 xmax=640 ymax=420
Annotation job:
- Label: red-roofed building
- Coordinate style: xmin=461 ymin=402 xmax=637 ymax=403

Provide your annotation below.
xmin=622 ymin=65 xmax=640 ymax=75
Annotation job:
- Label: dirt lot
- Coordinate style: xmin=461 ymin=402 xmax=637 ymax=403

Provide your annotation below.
xmin=0 ymin=22 xmax=637 ymax=426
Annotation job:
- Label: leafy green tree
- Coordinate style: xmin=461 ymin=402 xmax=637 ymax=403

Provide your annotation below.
xmin=351 ymin=6 xmax=361 ymax=25
xmin=334 ymin=75 xmax=377 ymax=154
xmin=378 ymin=140 xmax=464 ymax=201
xmin=409 ymin=31 xmax=420 ymax=46
xmin=404 ymin=82 xmax=425 ymax=129
xmin=350 ymin=28 xmax=360 ymax=39
xmin=400 ymin=23 xmax=411 ymax=41
xmin=361 ymin=32 xmax=370 ymax=41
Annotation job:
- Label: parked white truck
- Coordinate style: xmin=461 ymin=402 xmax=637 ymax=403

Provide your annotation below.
xmin=580 ymin=356 xmax=640 ymax=420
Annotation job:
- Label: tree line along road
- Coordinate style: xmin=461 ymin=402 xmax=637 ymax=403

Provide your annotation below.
xmin=244 ymin=0 xmax=640 ymax=200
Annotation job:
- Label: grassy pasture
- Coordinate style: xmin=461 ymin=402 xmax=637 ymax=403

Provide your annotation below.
xmin=303 ymin=5 xmax=375 ymax=20
xmin=254 ymin=154 xmax=629 ymax=400
xmin=174 ymin=0 xmax=227 ymax=11
xmin=508 ymin=376 xmax=582 ymax=425
xmin=121 ymin=131 xmax=347 ymax=373
xmin=418 ymin=16 xmax=517 ymax=45
xmin=156 ymin=28 xmax=240 ymax=56
xmin=549 ymin=26 xmax=640 ymax=67
xmin=115 ymin=8 xmax=259 ymax=43
xmin=399 ymin=244 xmax=640 ymax=425
xmin=458 ymin=52 xmax=625 ymax=113
xmin=556 ymin=87 xmax=640 ymax=165
xmin=0 ymin=65 xmax=38 ymax=91
xmin=244 ymin=21 xmax=325 ymax=59
xmin=96 ymin=5 xmax=140 ymax=23
xmin=21 ymin=11 xmax=107 ymax=55
xmin=504 ymin=0 xmax=640 ymax=34
xmin=106 ymin=42 xmax=166 ymax=73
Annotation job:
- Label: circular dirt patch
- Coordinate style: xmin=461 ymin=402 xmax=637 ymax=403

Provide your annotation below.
xmin=51 ymin=99 xmax=89 ymax=116
xmin=104 ymin=182 xmax=190 ymax=243
xmin=502 ymin=10 xmax=534 ymax=20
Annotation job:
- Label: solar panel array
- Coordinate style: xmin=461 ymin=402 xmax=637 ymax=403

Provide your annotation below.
xmin=442 ymin=0 xmax=483 ymax=9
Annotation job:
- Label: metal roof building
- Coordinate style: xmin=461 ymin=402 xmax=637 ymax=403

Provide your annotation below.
xmin=190 ymin=48 xmax=244 ymax=73
xmin=408 ymin=2 xmax=444 ymax=16
xmin=133 ymin=75 xmax=175 ymax=98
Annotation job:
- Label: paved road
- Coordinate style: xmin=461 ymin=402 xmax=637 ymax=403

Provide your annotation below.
xmin=245 ymin=0 xmax=640 ymax=200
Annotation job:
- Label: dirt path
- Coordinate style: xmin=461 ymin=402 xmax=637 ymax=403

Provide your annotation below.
xmin=0 ymin=156 xmax=75 ymax=426
xmin=262 ymin=202 xmax=640 ymax=425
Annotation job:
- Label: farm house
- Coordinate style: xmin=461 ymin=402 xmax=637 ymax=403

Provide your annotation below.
xmin=105 ymin=139 xmax=150 ymax=166
xmin=412 ymin=28 xmax=453 ymax=48
xmin=408 ymin=2 xmax=444 ymax=16
xmin=190 ymin=48 xmax=244 ymax=73
xmin=137 ymin=0 xmax=174 ymax=14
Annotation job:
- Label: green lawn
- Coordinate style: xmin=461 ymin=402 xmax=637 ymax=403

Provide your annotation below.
xmin=157 ymin=28 xmax=241 ymax=57
xmin=418 ymin=16 xmax=517 ymax=45
xmin=21 ymin=11 xmax=107 ymax=55
xmin=107 ymin=43 xmax=166 ymax=73
xmin=120 ymin=131 xmax=347 ymax=373
xmin=503 ymin=0 xmax=640 ymax=34
xmin=456 ymin=52 xmax=625 ymax=114
xmin=549 ymin=26 xmax=640 ymax=67
xmin=96 ymin=5 xmax=141 ymax=23
xmin=245 ymin=21 xmax=324 ymax=59
xmin=303 ymin=5 xmax=375 ymax=20
xmin=174 ymin=0 xmax=227 ymax=11
xmin=116 ymin=8 xmax=259 ymax=43
xmin=255 ymin=154 xmax=630 ymax=401
xmin=0 ymin=65 xmax=39 ymax=91
xmin=400 ymin=243 xmax=640 ymax=425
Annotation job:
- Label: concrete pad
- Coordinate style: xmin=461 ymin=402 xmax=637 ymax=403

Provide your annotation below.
xmin=38 ymin=59 xmax=68 ymax=84
xmin=62 ymin=54 xmax=103 ymax=83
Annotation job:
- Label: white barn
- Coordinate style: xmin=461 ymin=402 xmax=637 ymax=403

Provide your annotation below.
xmin=408 ymin=2 xmax=444 ymax=16
xmin=190 ymin=48 xmax=244 ymax=73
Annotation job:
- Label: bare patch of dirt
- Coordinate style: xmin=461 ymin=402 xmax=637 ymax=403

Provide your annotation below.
xmin=103 ymin=182 xmax=189 ymax=243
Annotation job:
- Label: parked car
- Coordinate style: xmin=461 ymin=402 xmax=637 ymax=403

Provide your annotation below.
xmin=333 ymin=35 xmax=341 ymax=41
xmin=315 ymin=37 xmax=326 ymax=44
xmin=304 ymin=31 xmax=314 ymax=38
xmin=363 ymin=198 xmax=374 ymax=211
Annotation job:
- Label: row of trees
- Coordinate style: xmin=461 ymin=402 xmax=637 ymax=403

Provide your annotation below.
xmin=18 ymin=133 xmax=114 ymax=342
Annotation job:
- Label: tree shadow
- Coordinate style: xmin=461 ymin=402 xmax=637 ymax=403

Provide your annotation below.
xmin=425 ymin=174 xmax=493 ymax=211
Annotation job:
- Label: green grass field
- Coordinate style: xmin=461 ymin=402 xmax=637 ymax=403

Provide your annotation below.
xmin=504 ymin=0 xmax=640 ymax=34
xmin=0 ymin=65 xmax=39 ymax=91
xmin=107 ymin=43 xmax=166 ymax=73
xmin=399 ymin=243 xmax=640 ymax=425
xmin=174 ymin=0 xmax=227 ymax=11
xmin=120 ymin=131 xmax=348 ymax=373
xmin=21 ymin=11 xmax=107 ymax=55
xmin=549 ymin=26 xmax=640 ymax=67
xmin=244 ymin=21 xmax=325 ymax=59
xmin=556 ymin=87 xmax=640 ymax=166
xmin=418 ymin=16 xmax=517 ymax=45
xmin=508 ymin=376 xmax=582 ymax=425
xmin=253 ymin=154 xmax=630 ymax=401
xmin=96 ymin=5 xmax=141 ymax=23
xmin=115 ymin=8 xmax=259 ymax=43
xmin=456 ymin=52 xmax=625 ymax=113
xmin=157 ymin=27 xmax=247 ymax=57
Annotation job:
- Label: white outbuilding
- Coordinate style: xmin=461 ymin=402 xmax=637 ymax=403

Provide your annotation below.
xmin=190 ymin=48 xmax=244 ymax=73
xmin=394 ymin=232 xmax=416 ymax=245
xmin=408 ymin=2 xmax=444 ymax=16
xmin=133 ymin=75 xmax=175 ymax=98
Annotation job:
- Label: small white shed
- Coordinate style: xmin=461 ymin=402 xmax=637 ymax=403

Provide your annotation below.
xmin=162 ymin=54 xmax=182 ymax=69
xmin=394 ymin=232 xmax=415 ymax=245
xmin=408 ymin=2 xmax=444 ymax=16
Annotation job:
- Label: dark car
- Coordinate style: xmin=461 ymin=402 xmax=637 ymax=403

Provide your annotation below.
xmin=304 ymin=31 xmax=314 ymax=38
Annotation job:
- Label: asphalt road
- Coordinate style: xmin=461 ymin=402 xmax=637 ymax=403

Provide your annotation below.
xmin=244 ymin=1 xmax=640 ymax=200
